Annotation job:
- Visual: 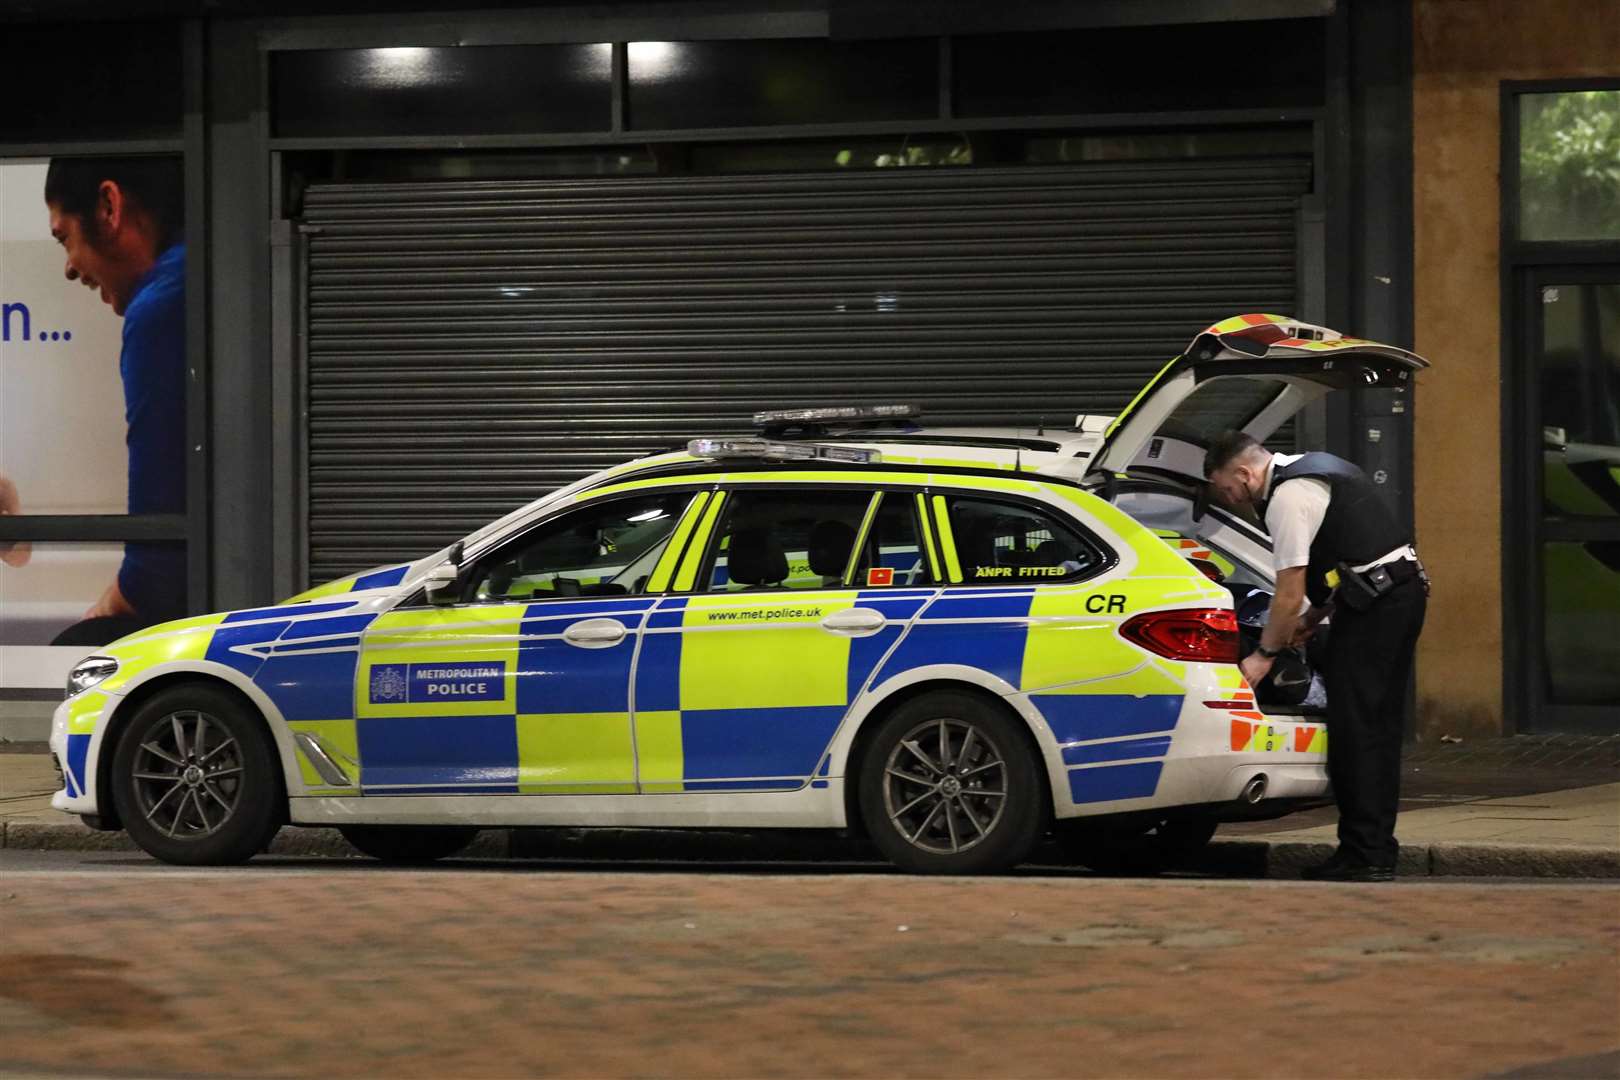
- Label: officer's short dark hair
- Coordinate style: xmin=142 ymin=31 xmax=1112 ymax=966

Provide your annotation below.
xmin=44 ymin=156 xmax=184 ymax=250
xmin=1203 ymin=429 xmax=1262 ymax=478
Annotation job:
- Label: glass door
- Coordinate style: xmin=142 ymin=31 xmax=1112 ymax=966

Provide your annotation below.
xmin=1526 ymin=271 xmax=1620 ymax=731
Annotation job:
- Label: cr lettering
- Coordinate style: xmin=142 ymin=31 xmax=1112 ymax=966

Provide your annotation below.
xmin=1085 ymin=594 xmax=1126 ymax=613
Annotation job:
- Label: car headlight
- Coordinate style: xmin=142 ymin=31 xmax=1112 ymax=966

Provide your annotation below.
xmin=66 ymin=656 xmax=119 ymax=697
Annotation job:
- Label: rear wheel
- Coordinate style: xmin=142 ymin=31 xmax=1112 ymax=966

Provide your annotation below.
xmin=110 ymin=684 xmax=283 ymax=865
xmin=338 ymin=825 xmax=481 ymax=863
xmin=1061 ymin=817 xmax=1218 ymax=875
xmin=858 ymin=690 xmax=1044 ymax=874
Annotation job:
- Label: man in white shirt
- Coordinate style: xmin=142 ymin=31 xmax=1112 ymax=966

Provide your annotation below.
xmin=1205 ymin=430 xmax=1428 ymax=882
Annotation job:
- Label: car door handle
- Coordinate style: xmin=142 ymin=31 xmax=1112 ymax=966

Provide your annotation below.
xmin=562 ymin=618 xmax=627 ymax=648
xmin=820 ymin=607 xmax=886 ymax=636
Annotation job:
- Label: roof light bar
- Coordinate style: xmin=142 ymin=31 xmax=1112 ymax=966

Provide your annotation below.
xmin=688 ymin=438 xmax=882 ymax=464
xmin=751 ymin=404 xmax=919 ymax=427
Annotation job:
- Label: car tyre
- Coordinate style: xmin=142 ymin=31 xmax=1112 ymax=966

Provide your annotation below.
xmin=1061 ymin=817 xmax=1218 ymax=876
xmin=858 ymin=690 xmax=1044 ymax=874
xmin=110 ymin=683 xmax=283 ymax=866
xmin=338 ymin=825 xmax=481 ymax=863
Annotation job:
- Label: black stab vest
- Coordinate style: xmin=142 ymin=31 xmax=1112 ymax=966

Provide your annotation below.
xmin=1263 ymin=452 xmax=1412 ymax=606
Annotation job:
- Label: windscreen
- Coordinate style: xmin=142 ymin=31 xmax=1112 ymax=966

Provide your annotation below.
xmin=1160 ymin=375 xmax=1287 ymax=444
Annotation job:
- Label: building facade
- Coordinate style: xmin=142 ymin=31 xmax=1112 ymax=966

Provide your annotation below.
xmin=0 ymin=0 xmax=1614 ymax=737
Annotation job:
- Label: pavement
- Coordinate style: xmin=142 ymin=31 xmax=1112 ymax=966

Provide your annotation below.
xmin=2 ymin=735 xmax=1616 ymax=877
xmin=4 ymin=863 xmax=1616 ymax=1078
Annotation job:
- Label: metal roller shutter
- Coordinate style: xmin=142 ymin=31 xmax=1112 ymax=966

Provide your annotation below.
xmin=301 ymin=157 xmax=1311 ymax=581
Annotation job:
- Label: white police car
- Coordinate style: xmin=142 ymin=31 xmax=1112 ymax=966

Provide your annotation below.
xmin=52 ymin=315 xmax=1426 ymax=873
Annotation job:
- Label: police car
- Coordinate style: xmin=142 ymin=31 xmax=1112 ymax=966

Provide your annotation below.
xmin=50 ymin=314 xmax=1427 ymax=873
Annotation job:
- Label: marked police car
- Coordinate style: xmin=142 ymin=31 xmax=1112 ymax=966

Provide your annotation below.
xmin=51 ymin=314 xmax=1427 ymax=873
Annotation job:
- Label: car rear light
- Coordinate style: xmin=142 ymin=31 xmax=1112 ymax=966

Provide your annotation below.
xmin=1119 ymin=608 xmax=1240 ymax=664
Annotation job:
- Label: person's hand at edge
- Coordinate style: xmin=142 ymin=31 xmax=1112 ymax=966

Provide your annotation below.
xmin=0 ymin=473 xmax=32 ymax=568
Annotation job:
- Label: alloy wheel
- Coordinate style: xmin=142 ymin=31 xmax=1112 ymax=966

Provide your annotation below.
xmin=881 ymin=716 xmax=1009 ymax=855
xmin=129 ymin=709 xmax=243 ymax=840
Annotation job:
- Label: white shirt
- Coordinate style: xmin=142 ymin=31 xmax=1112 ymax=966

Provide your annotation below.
xmin=1261 ymin=453 xmax=1331 ymax=573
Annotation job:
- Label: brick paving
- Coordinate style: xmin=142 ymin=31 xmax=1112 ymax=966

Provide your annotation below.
xmin=1405 ymin=733 xmax=1620 ymax=771
xmin=1 ymin=864 xmax=1616 ymax=1078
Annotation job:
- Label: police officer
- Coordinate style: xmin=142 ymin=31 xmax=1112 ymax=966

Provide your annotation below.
xmin=1204 ymin=430 xmax=1427 ymax=882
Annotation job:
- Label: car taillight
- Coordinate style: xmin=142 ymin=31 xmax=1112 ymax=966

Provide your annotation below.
xmin=1119 ymin=608 xmax=1239 ymax=663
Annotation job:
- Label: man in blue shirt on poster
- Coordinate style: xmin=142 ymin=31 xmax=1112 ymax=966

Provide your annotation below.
xmin=42 ymin=157 xmax=187 ymax=646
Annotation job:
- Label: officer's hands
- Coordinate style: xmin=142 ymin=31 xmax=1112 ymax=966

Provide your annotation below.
xmin=0 ymin=473 xmax=30 ymax=568
xmin=1240 ymin=651 xmax=1275 ymax=688
xmin=1288 ymin=604 xmax=1330 ymax=647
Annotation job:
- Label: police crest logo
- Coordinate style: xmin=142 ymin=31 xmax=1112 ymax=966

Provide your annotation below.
xmin=369 ymin=664 xmax=408 ymax=704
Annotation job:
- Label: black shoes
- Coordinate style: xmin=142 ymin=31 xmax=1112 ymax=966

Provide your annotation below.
xmin=1300 ymin=852 xmax=1396 ymax=882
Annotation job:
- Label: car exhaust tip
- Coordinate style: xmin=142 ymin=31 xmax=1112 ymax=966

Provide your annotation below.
xmin=1241 ymin=774 xmax=1268 ymax=804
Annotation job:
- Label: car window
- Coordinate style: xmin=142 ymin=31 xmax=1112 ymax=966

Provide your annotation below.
xmin=704 ymin=489 xmax=872 ymax=592
xmin=468 ymin=491 xmax=693 ymax=601
xmin=1112 ymin=489 xmax=1273 ymax=588
xmin=1159 ymin=375 xmax=1284 ymax=444
xmin=852 ymin=493 xmax=935 ymax=587
xmin=937 ymin=495 xmax=1105 ymax=584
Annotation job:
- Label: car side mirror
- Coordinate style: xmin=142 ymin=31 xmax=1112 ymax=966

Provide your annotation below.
xmin=423 ymin=560 xmax=461 ymax=606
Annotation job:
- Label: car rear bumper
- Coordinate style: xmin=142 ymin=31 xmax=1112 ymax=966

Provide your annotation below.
xmin=1050 ymin=691 xmax=1330 ymax=820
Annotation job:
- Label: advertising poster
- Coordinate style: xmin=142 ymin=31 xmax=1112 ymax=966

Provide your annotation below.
xmin=0 ymin=157 xmax=187 ymax=687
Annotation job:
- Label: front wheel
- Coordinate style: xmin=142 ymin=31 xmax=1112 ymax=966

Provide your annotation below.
xmin=858 ymin=690 xmax=1044 ymax=874
xmin=110 ymin=684 xmax=284 ymax=865
xmin=338 ymin=825 xmax=481 ymax=863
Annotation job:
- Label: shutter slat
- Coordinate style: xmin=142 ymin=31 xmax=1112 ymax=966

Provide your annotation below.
xmin=302 ymin=158 xmax=1308 ymax=581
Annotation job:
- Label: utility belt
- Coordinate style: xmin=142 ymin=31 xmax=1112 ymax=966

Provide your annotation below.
xmin=1325 ymin=552 xmax=1428 ymax=612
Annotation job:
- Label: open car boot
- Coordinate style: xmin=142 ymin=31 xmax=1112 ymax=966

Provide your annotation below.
xmin=1231 ymin=583 xmax=1329 ymax=713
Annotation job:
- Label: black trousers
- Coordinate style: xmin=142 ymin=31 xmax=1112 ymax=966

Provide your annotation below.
xmin=1320 ymin=576 xmax=1428 ymax=866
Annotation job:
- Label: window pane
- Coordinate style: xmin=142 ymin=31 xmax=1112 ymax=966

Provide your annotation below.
xmin=1161 ymin=376 xmax=1285 ymax=446
xmin=3 ymin=157 xmax=188 ymax=516
xmin=1539 ymin=283 xmax=1620 ymax=517
xmin=854 ymin=494 xmax=934 ymax=588
xmin=1538 ymin=280 xmax=1620 ymax=707
xmin=954 ymin=21 xmax=1324 ymax=119
xmin=1543 ymin=540 xmax=1620 ymax=705
xmin=0 ymin=540 xmax=186 ymax=650
xmin=273 ymin=45 xmax=613 ymax=138
xmin=1519 ymin=90 xmax=1620 ymax=242
xmin=707 ymin=490 xmax=872 ymax=591
xmin=292 ymin=147 xmax=657 ymax=184
xmin=627 ymin=38 xmax=937 ymax=131
xmin=472 ymin=492 xmax=690 ymax=601
xmin=1024 ymin=127 xmax=1313 ymax=164
xmin=942 ymin=496 xmax=1103 ymax=583
xmin=0 ymin=23 xmax=181 ymax=141
xmin=687 ymin=134 xmax=972 ymax=173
